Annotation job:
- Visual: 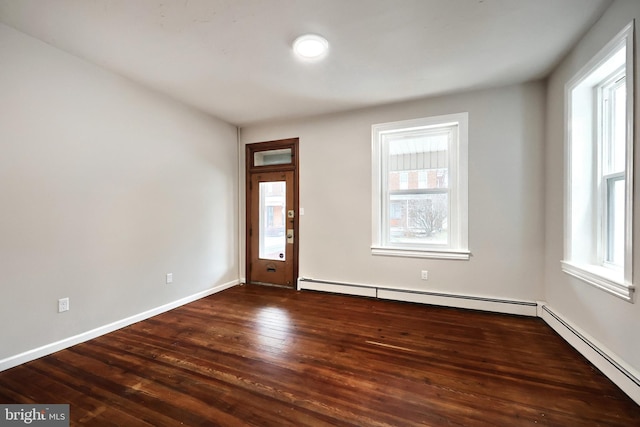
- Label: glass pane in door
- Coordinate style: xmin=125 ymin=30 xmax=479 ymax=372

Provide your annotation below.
xmin=259 ymin=181 xmax=286 ymax=261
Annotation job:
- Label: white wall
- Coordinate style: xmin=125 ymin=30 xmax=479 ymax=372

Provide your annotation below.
xmin=544 ymin=0 xmax=640 ymax=378
xmin=241 ymin=82 xmax=546 ymax=302
xmin=0 ymin=24 xmax=238 ymax=361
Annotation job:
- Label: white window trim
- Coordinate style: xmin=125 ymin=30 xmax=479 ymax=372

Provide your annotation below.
xmin=563 ymin=21 xmax=635 ymax=302
xmin=371 ymin=113 xmax=469 ymax=260
xmin=561 ymin=260 xmax=632 ymax=301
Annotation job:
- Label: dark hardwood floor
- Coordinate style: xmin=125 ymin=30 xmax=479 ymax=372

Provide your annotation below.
xmin=1 ymin=284 xmax=638 ymax=426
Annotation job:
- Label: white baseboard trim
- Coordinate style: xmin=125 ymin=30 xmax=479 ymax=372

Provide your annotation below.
xmin=539 ymin=303 xmax=640 ymax=405
xmin=297 ymin=278 xmax=538 ymax=316
xmin=0 ymin=279 xmax=239 ymax=373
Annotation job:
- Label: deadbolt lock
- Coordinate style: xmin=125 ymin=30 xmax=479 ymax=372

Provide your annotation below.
xmin=287 ymin=229 xmax=294 ymax=243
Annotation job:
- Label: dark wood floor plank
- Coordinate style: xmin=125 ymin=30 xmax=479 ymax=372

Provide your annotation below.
xmin=70 ymin=339 xmax=347 ymax=427
xmin=2 ymin=364 xmax=148 ymax=427
xmin=1 ymin=284 xmax=638 ymax=426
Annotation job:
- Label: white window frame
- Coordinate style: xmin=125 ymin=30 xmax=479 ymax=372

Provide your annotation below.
xmin=563 ymin=21 xmax=635 ymax=302
xmin=371 ymin=113 xmax=469 ymax=260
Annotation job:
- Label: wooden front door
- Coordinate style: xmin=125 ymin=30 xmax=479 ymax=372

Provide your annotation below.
xmin=246 ymin=139 xmax=298 ymax=288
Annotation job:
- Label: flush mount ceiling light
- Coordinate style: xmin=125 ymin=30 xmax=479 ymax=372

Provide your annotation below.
xmin=293 ymin=34 xmax=329 ymax=60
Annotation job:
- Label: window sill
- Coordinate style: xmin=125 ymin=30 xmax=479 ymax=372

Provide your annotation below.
xmin=371 ymin=246 xmax=471 ymax=260
xmin=561 ymin=261 xmax=634 ymax=302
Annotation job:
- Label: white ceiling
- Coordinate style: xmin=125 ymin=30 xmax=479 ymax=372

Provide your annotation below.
xmin=0 ymin=0 xmax=611 ymax=126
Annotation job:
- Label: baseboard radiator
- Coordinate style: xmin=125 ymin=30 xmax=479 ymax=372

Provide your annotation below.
xmin=297 ymin=277 xmax=640 ymax=405
xmin=297 ymin=277 xmax=538 ymax=316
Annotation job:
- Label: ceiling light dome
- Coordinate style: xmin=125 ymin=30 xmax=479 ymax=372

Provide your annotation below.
xmin=293 ymin=34 xmax=329 ymax=59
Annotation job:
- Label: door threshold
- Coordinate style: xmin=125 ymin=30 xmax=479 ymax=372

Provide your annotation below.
xmin=248 ymin=281 xmax=295 ymax=289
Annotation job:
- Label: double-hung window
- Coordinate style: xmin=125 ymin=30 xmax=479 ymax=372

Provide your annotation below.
xmin=563 ymin=22 xmax=635 ymax=301
xmin=372 ymin=113 xmax=469 ymax=260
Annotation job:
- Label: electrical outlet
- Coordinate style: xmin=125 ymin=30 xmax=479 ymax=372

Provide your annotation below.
xmin=58 ymin=297 xmax=69 ymax=313
xmin=166 ymin=273 xmax=173 ymax=284
xmin=421 ymin=270 xmax=429 ymax=280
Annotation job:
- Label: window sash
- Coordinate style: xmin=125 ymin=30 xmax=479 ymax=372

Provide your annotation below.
xmin=602 ymin=173 xmax=624 ymax=267
xmin=599 ymin=71 xmax=626 ymax=176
